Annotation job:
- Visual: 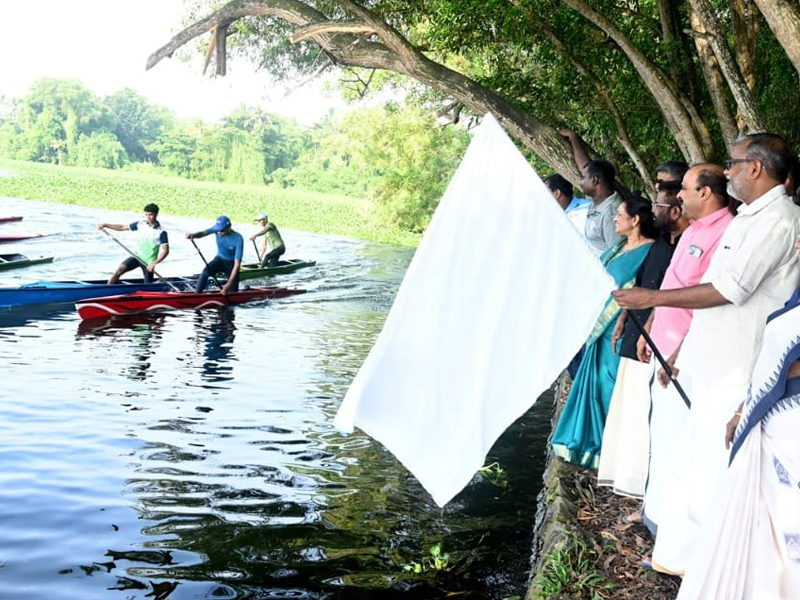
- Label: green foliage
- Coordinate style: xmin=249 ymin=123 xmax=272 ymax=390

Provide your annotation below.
xmin=402 ymin=543 xmax=451 ymax=573
xmin=0 ymin=158 xmax=420 ymax=246
xmin=479 ymin=461 xmax=509 ymax=489
xmin=73 ymin=132 xmax=128 ymax=169
xmin=270 ymin=103 xmax=469 ymax=232
xmin=536 ymin=536 xmax=614 ymax=598
xmin=105 ymin=88 xmax=171 ymax=162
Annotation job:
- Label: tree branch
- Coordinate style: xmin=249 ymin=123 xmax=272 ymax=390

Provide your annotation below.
xmin=148 ymin=0 xmax=584 ymax=183
xmin=291 ymin=20 xmax=376 ymax=43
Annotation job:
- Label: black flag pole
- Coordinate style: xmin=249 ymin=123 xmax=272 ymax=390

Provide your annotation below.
xmin=625 ymin=309 xmax=691 ymax=409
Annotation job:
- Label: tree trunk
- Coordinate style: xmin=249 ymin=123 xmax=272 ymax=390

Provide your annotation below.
xmin=752 ymin=0 xmax=800 ymax=79
xmin=510 ymin=0 xmax=652 ymax=194
xmin=686 ymin=0 xmax=765 ymax=132
xmin=688 ymin=7 xmax=738 ymax=150
xmin=730 ymin=0 xmax=759 ymax=91
xmin=560 ymin=0 xmax=712 ymax=163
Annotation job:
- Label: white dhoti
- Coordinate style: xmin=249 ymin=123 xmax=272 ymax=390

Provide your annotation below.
xmin=651 ymin=377 xmax=748 ymax=575
xmin=641 ymin=365 xmax=691 ymax=530
xmin=597 ymin=356 xmax=652 ymax=497
xmin=676 ymin=405 xmax=800 ymax=599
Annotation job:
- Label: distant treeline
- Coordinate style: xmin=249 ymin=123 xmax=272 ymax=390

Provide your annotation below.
xmin=0 ymin=78 xmax=470 ymax=232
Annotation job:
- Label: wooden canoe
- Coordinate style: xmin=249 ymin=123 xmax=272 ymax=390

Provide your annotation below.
xmin=0 ymin=216 xmax=23 ymax=224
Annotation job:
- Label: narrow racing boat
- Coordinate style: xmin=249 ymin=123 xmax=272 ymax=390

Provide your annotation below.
xmin=0 ymin=233 xmax=43 ymax=243
xmin=0 ymin=216 xmax=23 ymax=224
xmin=76 ymin=286 xmax=307 ymax=320
xmin=220 ymin=258 xmax=317 ymax=281
xmin=0 ymin=277 xmax=191 ymax=309
xmin=0 ymin=253 xmax=54 ymax=272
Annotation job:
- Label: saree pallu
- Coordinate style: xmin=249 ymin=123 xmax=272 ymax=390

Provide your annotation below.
xmin=552 ymin=240 xmax=653 ymax=468
xmin=677 ymin=289 xmax=800 ymax=600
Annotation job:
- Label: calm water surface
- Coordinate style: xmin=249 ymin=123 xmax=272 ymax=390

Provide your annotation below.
xmin=0 ymin=197 xmax=552 ymax=600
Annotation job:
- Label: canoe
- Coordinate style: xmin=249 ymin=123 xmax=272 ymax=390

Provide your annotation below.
xmin=0 ymin=253 xmax=55 ymax=272
xmin=0 ymin=216 xmax=23 ymax=224
xmin=0 ymin=277 xmax=193 ymax=310
xmin=224 ymin=258 xmax=316 ymax=281
xmin=76 ymin=286 xmax=307 ymax=320
xmin=0 ymin=234 xmax=43 ymax=243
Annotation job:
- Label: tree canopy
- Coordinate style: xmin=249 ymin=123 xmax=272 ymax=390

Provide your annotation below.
xmin=148 ymin=0 xmax=800 ymax=194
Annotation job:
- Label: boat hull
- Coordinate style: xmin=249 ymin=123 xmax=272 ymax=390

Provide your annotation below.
xmin=0 ymin=216 xmax=23 ymax=224
xmin=0 ymin=254 xmax=54 ymax=272
xmin=220 ymin=259 xmax=316 ymax=281
xmin=76 ymin=287 xmax=306 ymax=320
xmin=0 ymin=233 xmax=43 ymax=243
xmin=0 ymin=278 xmax=192 ymax=309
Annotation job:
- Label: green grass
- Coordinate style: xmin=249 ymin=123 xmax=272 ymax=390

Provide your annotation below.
xmin=0 ymin=159 xmax=421 ymax=247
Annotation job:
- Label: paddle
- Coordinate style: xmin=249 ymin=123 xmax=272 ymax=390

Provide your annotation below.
xmin=189 ymin=238 xmax=224 ymax=290
xmin=625 ymin=309 xmax=692 ymax=409
xmin=252 ymin=239 xmax=261 ymax=263
xmin=102 ymin=229 xmax=180 ymax=292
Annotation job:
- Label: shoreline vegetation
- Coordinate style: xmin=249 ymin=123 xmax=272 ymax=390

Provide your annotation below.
xmin=0 ymin=158 xmax=421 ymax=247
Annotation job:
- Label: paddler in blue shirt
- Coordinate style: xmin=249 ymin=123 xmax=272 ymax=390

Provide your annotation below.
xmin=186 ymin=216 xmax=244 ymax=295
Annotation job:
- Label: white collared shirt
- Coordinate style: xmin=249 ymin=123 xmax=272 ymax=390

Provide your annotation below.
xmin=677 ymin=185 xmax=800 ymax=385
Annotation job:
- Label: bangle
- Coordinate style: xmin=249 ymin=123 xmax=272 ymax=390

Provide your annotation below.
xmin=734 ymin=411 xmax=742 ymax=416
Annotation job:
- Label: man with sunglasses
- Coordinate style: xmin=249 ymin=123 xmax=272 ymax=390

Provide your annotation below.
xmin=613 ymin=134 xmax=800 ymax=576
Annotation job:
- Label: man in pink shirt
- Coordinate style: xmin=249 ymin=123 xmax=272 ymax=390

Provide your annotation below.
xmin=636 ymin=164 xmax=734 ymax=533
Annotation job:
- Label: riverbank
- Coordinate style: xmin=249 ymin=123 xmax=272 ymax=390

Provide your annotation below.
xmin=0 ymin=159 xmax=421 ymax=246
xmin=526 ymin=375 xmax=679 ymax=600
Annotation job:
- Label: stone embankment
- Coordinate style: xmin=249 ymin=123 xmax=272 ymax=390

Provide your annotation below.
xmin=524 ymin=375 xmax=679 ymax=600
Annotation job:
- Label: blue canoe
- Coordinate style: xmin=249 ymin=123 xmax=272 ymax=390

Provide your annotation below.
xmin=0 ymin=277 xmax=194 ymax=309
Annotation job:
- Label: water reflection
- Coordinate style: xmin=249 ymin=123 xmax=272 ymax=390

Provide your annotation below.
xmin=193 ymin=307 xmax=237 ymax=382
xmin=77 ymin=313 xmax=167 ymax=381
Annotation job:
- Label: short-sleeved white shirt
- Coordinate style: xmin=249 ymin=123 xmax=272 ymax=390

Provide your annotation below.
xmin=677 ymin=185 xmax=800 ymax=385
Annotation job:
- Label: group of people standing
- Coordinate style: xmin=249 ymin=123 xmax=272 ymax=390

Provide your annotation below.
xmin=97 ymin=207 xmax=286 ymax=294
xmin=545 ymin=130 xmax=800 ymax=599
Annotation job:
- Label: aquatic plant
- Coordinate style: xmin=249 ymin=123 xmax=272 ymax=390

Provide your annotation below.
xmin=479 ymin=461 xmax=509 ymax=489
xmin=402 ymin=542 xmax=451 ymax=573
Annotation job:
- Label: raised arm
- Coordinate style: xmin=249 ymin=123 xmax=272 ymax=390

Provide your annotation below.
xmin=557 ymin=128 xmax=591 ymax=177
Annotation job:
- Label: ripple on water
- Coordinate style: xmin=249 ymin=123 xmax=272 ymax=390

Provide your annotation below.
xmin=0 ymin=198 xmax=548 ymax=600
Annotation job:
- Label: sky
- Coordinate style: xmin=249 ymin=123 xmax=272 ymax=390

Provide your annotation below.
xmin=0 ymin=0 xmax=344 ymax=125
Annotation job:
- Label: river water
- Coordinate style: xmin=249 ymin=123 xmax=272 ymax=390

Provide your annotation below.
xmin=0 ymin=197 xmax=552 ymax=600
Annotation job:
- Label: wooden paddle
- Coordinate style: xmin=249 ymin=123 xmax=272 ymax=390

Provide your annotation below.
xmin=625 ymin=309 xmax=691 ymax=408
xmin=252 ymin=239 xmax=261 ymax=263
xmin=189 ymin=238 xmax=224 ymax=290
xmin=102 ymin=229 xmax=180 ymax=292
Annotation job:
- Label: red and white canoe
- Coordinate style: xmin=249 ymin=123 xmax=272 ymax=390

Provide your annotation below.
xmin=0 ymin=216 xmax=23 ymax=224
xmin=76 ymin=287 xmax=306 ymax=320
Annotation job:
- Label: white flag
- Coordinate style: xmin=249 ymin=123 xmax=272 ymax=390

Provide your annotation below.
xmin=335 ymin=113 xmax=614 ymax=506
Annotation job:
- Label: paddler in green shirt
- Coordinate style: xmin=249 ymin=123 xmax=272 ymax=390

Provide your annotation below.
xmin=250 ymin=212 xmax=286 ymax=267
xmin=98 ymin=203 xmax=170 ymax=283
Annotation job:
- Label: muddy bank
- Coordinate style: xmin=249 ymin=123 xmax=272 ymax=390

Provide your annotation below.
xmin=525 ymin=375 xmax=679 ymax=600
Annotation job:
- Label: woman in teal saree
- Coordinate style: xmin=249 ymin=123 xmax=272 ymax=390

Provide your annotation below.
xmin=552 ymin=196 xmax=658 ymax=468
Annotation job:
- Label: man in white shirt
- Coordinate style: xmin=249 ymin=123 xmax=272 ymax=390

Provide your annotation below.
xmin=613 ymin=133 xmax=800 ymax=575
